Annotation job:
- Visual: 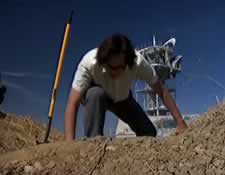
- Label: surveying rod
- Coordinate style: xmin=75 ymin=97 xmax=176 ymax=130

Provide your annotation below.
xmin=44 ymin=11 xmax=74 ymax=143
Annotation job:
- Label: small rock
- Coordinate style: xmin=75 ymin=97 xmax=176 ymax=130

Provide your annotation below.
xmin=167 ymin=162 xmax=176 ymax=173
xmin=19 ymin=161 xmax=27 ymax=167
xmin=43 ymin=152 xmax=48 ymax=156
xmin=122 ymin=141 xmax=129 ymax=146
xmin=43 ymin=169 xmax=50 ymax=175
xmin=189 ymin=166 xmax=205 ymax=175
xmin=159 ymin=169 xmax=170 ymax=175
xmin=171 ymin=145 xmax=179 ymax=151
xmin=148 ymin=157 xmax=154 ymax=162
xmin=179 ymin=166 xmax=190 ymax=175
xmin=34 ymin=153 xmax=39 ymax=158
xmin=194 ymin=145 xmax=204 ymax=153
xmin=46 ymin=161 xmax=55 ymax=169
xmin=3 ymin=170 xmax=10 ymax=175
xmin=201 ymin=155 xmax=213 ymax=164
xmin=159 ymin=164 xmax=165 ymax=170
xmin=184 ymin=136 xmax=193 ymax=145
xmin=205 ymin=132 xmax=211 ymax=138
xmin=3 ymin=163 xmax=10 ymax=169
xmin=80 ymin=137 xmax=87 ymax=141
xmin=179 ymin=145 xmax=186 ymax=151
xmin=106 ymin=145 xmax=116 ymax=151
xmin=184 ymin=162 xmax=192 ymax=168
xmin=24 ymin=165 xmax=35 ymax=173
xmin=16 ymin=166 xmax=24 ymax=172
xmin=79 ymin=150 xmax=88 ymax=158
xmin=89 ymin=156 xmax=96 ymax=161
xmin=213 ymin=159 xmax=224 ymax=167
xmin=221 ymin=146 xmax=225 ymax=155
xmin=10 ymin=160 xmax=18 ymax=165
xmin=34 ymin=162 xmax=43 ymax=171
xmin=179 ymin=162 xmax=184 ymax=167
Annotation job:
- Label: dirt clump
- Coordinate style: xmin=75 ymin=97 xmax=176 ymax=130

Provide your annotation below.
xmin=0 ymin=102 xmax=225 ymax=175
xmin=0 ymin=111 xmax=64 ymax=154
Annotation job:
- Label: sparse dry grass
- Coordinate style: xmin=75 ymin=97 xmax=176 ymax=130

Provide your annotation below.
xmin=0 ymin=111 xmax=64 ymax=153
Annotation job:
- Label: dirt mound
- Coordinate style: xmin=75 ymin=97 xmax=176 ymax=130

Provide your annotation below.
xmin=0 ymin=111 xmax=64 ymax=154
xmin=0 ymin=103 xmax=225 ymax=175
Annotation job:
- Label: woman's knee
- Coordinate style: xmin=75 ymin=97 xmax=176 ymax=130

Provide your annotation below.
xmin=85 ymin=86 xmax=107 ymax=101
xmin=134 ymin=119 xmax=157 ymax=137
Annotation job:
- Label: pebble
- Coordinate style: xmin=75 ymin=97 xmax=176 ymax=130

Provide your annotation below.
xmin=221 ymin=146 xmax=225 ymax=155
xmin=2 ymin=170 xmax=10 ymax=175
xmin=10 ymin=160 xmax=18 ymax=164
xmin=106 ymin=145 xmax=116 ymax=151
xmin=34 ymin=162 xmax=43 ymax=171
xmin=213 ymin=159 xmax=224 ymax=167
xmin=194 ymin=145 xmax=204 ymax=153
xmin=167 ymin=162 xmax=176 ymax=173
xmin=24 ymin=165 xmax=35 ymax=173
xmin=158 ymin=164 xmax=165 ymax=170
xmin=46 ymin=161 xmax=56 ymax=169
xmin=79 ymin=150 xmax=88 ymax=158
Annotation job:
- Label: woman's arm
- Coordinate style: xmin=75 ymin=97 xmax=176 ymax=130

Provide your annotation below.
xmin=64 ymin=88 xmax=82 ymax=141
xmin=151 ymin=80 xmax=188 ymax=133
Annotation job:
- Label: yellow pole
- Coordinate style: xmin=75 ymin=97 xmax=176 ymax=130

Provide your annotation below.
xmin=44 ymin=11 xmax=74 ymax=143
xmin=48 ymin=20 xmax=71 ymax=117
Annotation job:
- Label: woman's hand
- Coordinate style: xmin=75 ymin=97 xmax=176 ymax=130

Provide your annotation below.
xmin=176 ymin=119 xmax=188 ymax=134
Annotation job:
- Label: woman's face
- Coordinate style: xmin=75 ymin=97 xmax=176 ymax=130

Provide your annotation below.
xmin=106 ymin=54 xmax=127 ymax=79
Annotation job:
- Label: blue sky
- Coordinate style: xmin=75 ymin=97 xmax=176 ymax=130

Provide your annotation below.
xmin=1 ymin=0 xmax=225 ymax=137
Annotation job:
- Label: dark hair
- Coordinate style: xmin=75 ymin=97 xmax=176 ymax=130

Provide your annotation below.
xmin=96 ymin=33 xmax=136 ymax=68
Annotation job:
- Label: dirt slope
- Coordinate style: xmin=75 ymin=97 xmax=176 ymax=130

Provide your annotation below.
xmin=0 ymin=102 xmax=225 ymax=175
xmin=0 ymin=111 xmax=64 ymax=154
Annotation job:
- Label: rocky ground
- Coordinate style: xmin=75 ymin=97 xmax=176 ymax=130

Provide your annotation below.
xmin=0 ymin=102 xmax=225 ymax=175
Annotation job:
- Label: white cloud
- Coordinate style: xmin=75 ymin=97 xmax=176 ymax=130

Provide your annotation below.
xmin=2 ymin=71 xmax=51 ymax=79
xmin=3 ymin=80 xmax=47 ymax=104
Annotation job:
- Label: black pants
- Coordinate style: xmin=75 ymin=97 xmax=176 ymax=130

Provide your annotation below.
xmin=82 ymin=86 xmax=157 ymax=137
